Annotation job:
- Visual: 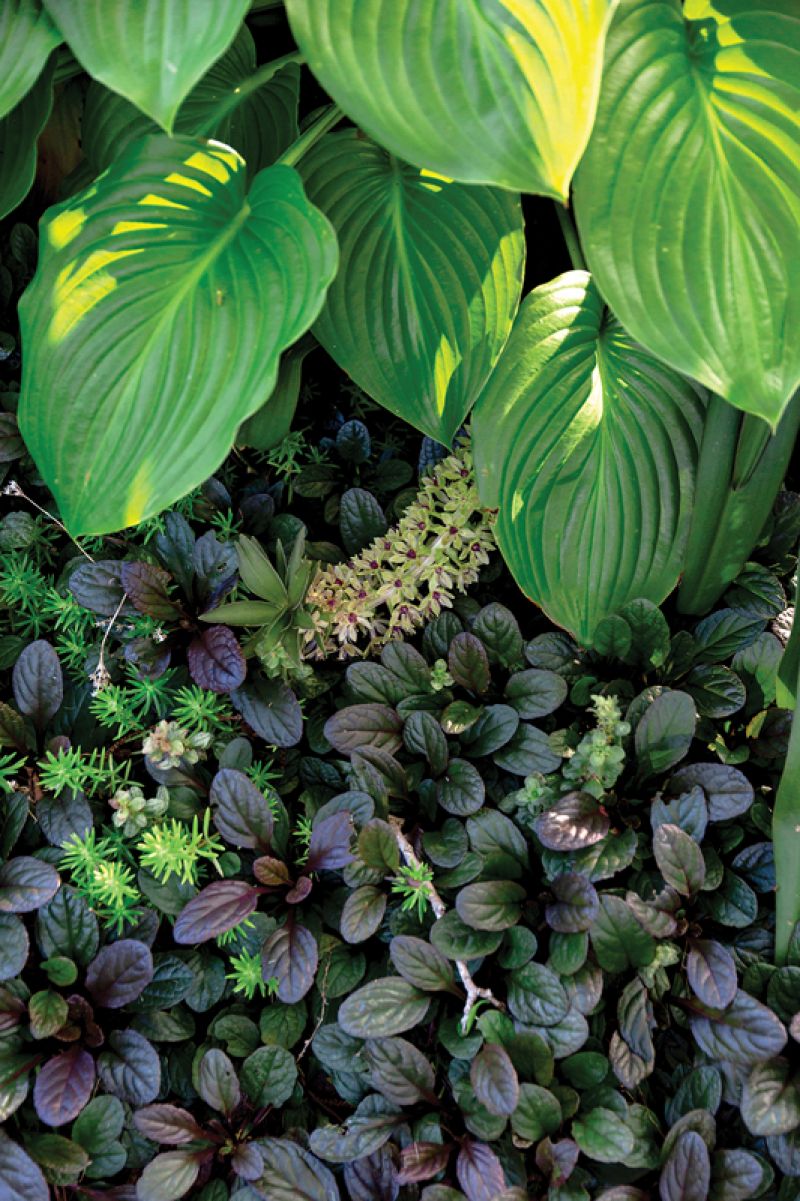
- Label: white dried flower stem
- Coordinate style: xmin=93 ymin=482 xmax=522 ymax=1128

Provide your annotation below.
xmin=389 ymin=816 xmax=504 ymax=1033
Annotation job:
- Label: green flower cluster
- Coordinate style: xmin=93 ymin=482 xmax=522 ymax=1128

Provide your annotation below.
xmin=306 ymin=441 xmax=496 ymax=658
xmin=142 ymin=720 xmax=213 ymax=770
xmin=109 ymin=783 xmax=169 ymax=837
xmin=564 ymin=693 xmax=630 ymax=797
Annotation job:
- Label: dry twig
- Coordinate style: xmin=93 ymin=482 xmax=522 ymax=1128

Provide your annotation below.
xmin=389 ymin=816 xmax=504 ymax=1032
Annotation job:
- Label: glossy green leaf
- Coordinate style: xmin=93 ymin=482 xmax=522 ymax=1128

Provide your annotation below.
xmin=574 ymin=0 xmax=800 ymax=426
xmin=238 ymin=334 xmax=314 ymax=452
xmin=572 ymin=1107 xmax=635 ymax=1163
xmin=741 ymin=1059 xmax=800 ymax=1137
xmin=472 ymin=271 xmax=705 ymax=645
xmin=43 ymin=0 xmax=249 ymax=133
xmin=0 ymin=56 xmax=55 ymax=221
xmin=286 ymin=0 xmax=618 ymax=198
xmin=19 ymin=134 xmax=337 ymax=534
xmin=82 ymin=27 xmax=300 ymax=178
xmin=0 ymin=0 xmax=60 ymax=120
xmin=300 ymin=130 xmax=524 ymax=444
xmin=338 ymin=977 xmax=430 ymax=1038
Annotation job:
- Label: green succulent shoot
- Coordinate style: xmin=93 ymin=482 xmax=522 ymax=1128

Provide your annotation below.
xmin=201 ymin=532 xmax=318 ymax=679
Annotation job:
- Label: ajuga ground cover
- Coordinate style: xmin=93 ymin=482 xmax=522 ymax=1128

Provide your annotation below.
xmin=2 ymin=4 xmax=800 ymax=1201
xmin=1 ymin=230 xmax=800 ymax=1200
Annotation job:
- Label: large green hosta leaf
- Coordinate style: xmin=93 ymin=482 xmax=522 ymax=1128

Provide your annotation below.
xmin=0 ymin=56 xmax=55 ymax=220
xmin=43 ymin=0 xmax=249 ymax=132
xmin=0 ymin=1 xmax=60 ymax=119
xmin=300 ymin=131 xmax=525 ymax=445
xmin=472 ymin=272 xmax=706 ymax=646
xmin=18 ymin=135 xmax=337 ymax=535
xmin=82 ymin=27 xmax=299 ymax=179
xmin=286 ymin=0 xmax=618 ymax=199
xmin=574 ymin=0 xmax=800 ymax=427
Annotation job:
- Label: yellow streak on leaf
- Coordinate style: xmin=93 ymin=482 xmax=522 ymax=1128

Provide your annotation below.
xmin=420 ymin=168 xmax=453 ymax=184
xmin=165 ymin=172 xmax=212 ymax=197
xmin=124 ymin=463 xmax=151 ymax=527
xmin=208 ymin=146 xmax=242 ymax=173
xmin=138 ymin=193 xmax=190 ymax=210
xmin=432 ymin=333 xmax=459 ymax=417
xmin=111 ymin=220 xmax=169 ymax=235
xmin=48 ymin=208 xmax=86 ymax=250
xmin=184 ymin=149 xmax=231 ymax=183
xmin=49 ymin=248 xmax=143 ymax=344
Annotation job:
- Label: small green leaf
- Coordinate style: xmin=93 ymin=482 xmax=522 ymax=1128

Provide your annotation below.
xmin=590 ymin=895 xmax=656 ymax=973
xmin=572 ymin=1107 xmax=634 ymax=1163
xmin=652 ymin=824 xmax=705 ymax=897
xmin=364 ymin=1037 xmax=436 ymax=1106
xmin=634 ymin=690 xmax=696 ymax=777
xmin=741 ymin=1059 xmax=800 ymax=1137
xmin=337 ymin=977 xmax=430 ymax=1039
xmin=511 ymin=1082 xmax=562 ymax=1142
xmin=470 ymin=1042 xmax=519 ymax=1117
xmin=455 ymin=881 xmax=526 ymax=932
xmin=241 ymin=1045 xmax=297 ymax=1108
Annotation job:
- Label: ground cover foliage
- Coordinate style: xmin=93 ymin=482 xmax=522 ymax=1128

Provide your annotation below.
xmin=1 ymin=3 xmax=800 ymax=1201
xmin=1 ymin=258 xmax=800 ymax=1197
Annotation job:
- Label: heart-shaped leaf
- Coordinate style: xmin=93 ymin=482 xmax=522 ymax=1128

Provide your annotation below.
xmin=574 ymin=0 xmax=800 ymax=426
xmin=472 ymin=271 xmax=705 ymax=645
xmin=300 ymin=130 xmax=524 ymax=444
xmin=19 ymin=134 xmax=337 ymax=534
xmin=82 ymin=26 xmax=299 ymax=178
xmin=286 ymin=0 xmax=618 ymax=198
xmin=43 ymin=0 xmax=249 ymax=133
